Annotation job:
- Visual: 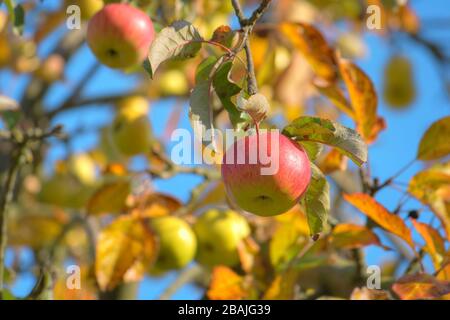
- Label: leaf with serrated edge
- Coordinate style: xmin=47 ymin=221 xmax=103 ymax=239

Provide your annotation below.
xmin=344 ymin=193 xmax=414 ymax=249
xmin=145 ymin=20 xmax=203 ymax=78
xmin=283 ymin=116 xmax=367 ymax=166
xmin=301 ymin=164 xmax=330 ymax=237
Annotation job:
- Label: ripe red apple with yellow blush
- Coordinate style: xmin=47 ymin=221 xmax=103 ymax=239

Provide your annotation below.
xmin=87 ymin=3 xmax=155 ymax=69
xmin=221 ymin=131 xmax=311 ymax=216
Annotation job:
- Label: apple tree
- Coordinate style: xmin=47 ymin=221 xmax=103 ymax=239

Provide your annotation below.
xmin=0 ymin=0 xmax=449 ymax=300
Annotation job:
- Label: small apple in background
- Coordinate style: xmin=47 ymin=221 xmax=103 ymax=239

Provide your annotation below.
xmin=158 ymin=69 xmax=189 ymax=96
xmin=193 ymin=209 xmax=250 ymax=267
xmin=87 ymin=3 xmax=155 ymax=69
xmin=221 ymin=131 xmax=311 ymax=217
xmin=65 ymin=0 xmax=103 ymax=21
xmin=383 ymin=55 xmax=416 ymax=109
xmin=149 ymin=216 xmax=197 ymax=272
xmin=35 ymin=54 xmax=65 ymax=83
xmin=68 ymin=153 xmax=97 ymax=185
xmin=110 ymin=96 xmax=152 ymax=156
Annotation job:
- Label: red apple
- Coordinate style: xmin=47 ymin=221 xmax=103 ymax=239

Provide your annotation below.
xmin=87 ymin=3 xmax=155 ymax=69
xmin=221 ymin=131 xmax=311 ymax=216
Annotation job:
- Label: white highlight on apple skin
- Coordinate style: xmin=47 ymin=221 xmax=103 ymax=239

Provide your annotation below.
xmin=170 ymin=126 xmax=280 ymax=176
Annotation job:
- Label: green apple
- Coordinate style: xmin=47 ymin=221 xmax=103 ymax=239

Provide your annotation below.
xmin=150 ymin=216 xmax=197 ymax=271
xmin=193 ymin=209 xmax=250 ymax=267
xmin=68 ymin=153 xmax=97 ymax=185
xmin=110 ymin=96 xmax=152 ymax=156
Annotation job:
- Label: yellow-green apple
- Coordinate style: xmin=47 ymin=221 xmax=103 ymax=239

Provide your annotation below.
xmin=221 ymin=131 xmax=311 ymax=216
xmin=193 ymin=209 xmax=250 ymax=267
xmin=150 ymin=216 xmax=197 ymax=272
xmin=383 ymin=55 xmax=415 ymax=108
xmin=110 ymin=96 xmax=152 ymax=156
xmin=87 ymin=3 xmax=155 ymax=69
xmin=68 ymin=153 xmax=97 ymax=185
xmin=64 ymin=0 xmax=103 ymax=21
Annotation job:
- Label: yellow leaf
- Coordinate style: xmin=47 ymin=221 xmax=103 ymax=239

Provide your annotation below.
xmin=314 ymin=79 xmax=355 ymax=119
xmin=87 ymin=181 xmax=131 ymax=215
xmin=137 ymin=192 xmax=182 ymax=218
xmin=330 ymin=223 xmax=390 ymax=250
xmin=339 ymin=59 xmax=384 ymax=143
xmin=344 ymin=193 xmax=414 ymax=249
xmin=279 ymin=22 xmax=337 ymax=81
xmin=263 ymin=268 xmax=299 ymax=300
xmin=318 ymin=148 xmax=348 ymax=174
xmin=207 ymin=266 xmax=247 ymax=300
xmin=409 ymin=163 xmax=450 ymax=240
xmin=417 ymin=116 xmax=450 ymax=161
xmin=95 ymin=215 xmax=157 ymax=291
xmin=412 ymin=220 xmax=446 ymax=269
xmin=270 ymin=207 xmax=309 ymax=268
xmin=392 ymin=273 xmax=450 ymax=300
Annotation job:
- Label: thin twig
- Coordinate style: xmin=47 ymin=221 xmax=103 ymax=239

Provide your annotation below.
xmin=231 ymin=0 xmax=272 ymax=95
xmin=0 ymin=149 xmax=22 ymax=300
xmin=158 ymin=265 xmax=203 ymax=300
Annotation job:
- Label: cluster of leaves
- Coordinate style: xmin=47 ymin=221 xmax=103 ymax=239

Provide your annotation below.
xmin=0 ymin=0 xmax=449 ymax=301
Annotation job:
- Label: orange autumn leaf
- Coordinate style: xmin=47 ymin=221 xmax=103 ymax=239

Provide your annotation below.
xmin=339 ymin=59 xmax=384 ymax=143
xmin=437 ymin=260 xmax=450 ymax=282
xmin=95 ymin=215 xmax=157 ymax=291
xmin=392 ymin=273 xmax=450 ymax=300
xmin=318 ymin=148 xmax=348 ymax=174
xmin=343 ymin=193 xmax=414 ymax=249
xmin=330 ymin=223 xmax=390 ymax=250
xmin=279 ymin=22 xmax=337 ymax=81
xmin=207 ymin=266 xmax=248 ymax=300
xmin=412 ymin=220 xmax=446 ymax=269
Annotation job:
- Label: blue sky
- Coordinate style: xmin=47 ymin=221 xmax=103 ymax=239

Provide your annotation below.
xmin=1 ymin=0 xmax=450 ymax=299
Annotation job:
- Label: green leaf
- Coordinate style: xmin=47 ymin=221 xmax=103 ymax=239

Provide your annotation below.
xmin=195 ymin=56 xmax=217 ymax=83
xmin=282 ymin=116 xmax=368 ymax=166
xmin=189 ymin=81 xmax=215 ymax=148
xmin=298 ymin=141 xmax=323 ymax=161
xmin=212 ymin=61 xmax=246 ymax=127
xmin=301 ymin=164 xmax=330 ymax=237
xmin=144 ymin=20 xmax=203 ymax=78
xmin=417 ymin=116 xmax=450 ymax=161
